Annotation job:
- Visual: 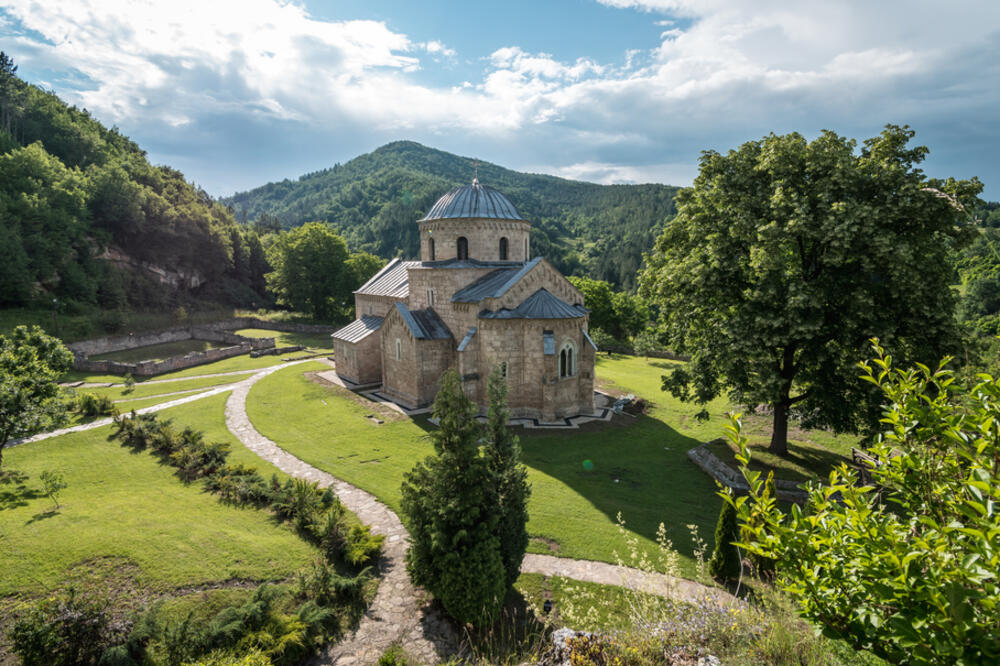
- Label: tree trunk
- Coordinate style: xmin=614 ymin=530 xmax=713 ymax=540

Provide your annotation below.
xmin=769 ymin=344 xmax=797 ymax=456
xmin=769 ymin=400 xmax=789 ymax=456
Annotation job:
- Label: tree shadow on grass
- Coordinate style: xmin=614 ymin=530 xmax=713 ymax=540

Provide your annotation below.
xmin=518 ymin=413 xmax=720 ymax=563
xmin=0 ymin=469 xmax=41 ymax=511
xmin=25 ymin=508 xmax=60 ymax=525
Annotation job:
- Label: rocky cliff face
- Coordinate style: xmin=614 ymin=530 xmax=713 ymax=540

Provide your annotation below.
xmin=100 ymin=247 xmax=205 ymax=289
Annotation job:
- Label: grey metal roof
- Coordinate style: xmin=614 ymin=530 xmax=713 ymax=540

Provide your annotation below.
xmin=479 ymin=288 xmax=588 ymax=320
xmin=451 ymin=257 xmax=541 ymax=303
xmin=332 ymin=315 xmax=384 ymax=343
xmin=418 ymin=179 xmax=527 ymax=222
xmin=355 ymin=258 xmax=419 ymax=298
xmin=395 ymin=302 xmax=452 ymax=340
xmin=457 ymin=327 xmax=477 ymax=352
xmin=581 ymin=328 xmax=598 ymax=351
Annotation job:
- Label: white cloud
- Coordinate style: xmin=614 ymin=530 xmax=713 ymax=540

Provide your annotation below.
xmin=421 ymin=40 xmax=456 ymax=59
xmin=534 ymin=160 xmax=698 ymax=186
xmin=3 ymin=0 xmax=998 ymax=194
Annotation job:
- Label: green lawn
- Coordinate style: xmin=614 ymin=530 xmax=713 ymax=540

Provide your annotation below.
xmin=243 ymin=356 xmax=856 ymax=578
xmin=82 ymin=374 xmax=246 ymax=401
xmin=235 ymin=328 xmax=334 ymax=352
xmin=0 ymin=394 xmax=319 ymax=598
xmin=243 ymin=361 xmax=715 ymax=575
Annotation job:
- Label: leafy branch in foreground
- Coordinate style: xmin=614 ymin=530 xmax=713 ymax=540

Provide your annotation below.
xmin=729 ymin=341 xmax=1000 ymax=664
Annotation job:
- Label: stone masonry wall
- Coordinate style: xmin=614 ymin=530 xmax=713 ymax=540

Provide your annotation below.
xmin=355 ymin=294 xmax=403 ymax=319
xmin=333 ymin=333 xmax=382 ymax=385
xmin=419 ymin=218 xmax=531 ymax=262
xmin=380 ymin=309 xmax=421 ymax=407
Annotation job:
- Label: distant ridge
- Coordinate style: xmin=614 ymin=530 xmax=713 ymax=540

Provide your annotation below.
xmin=223 ymin=141 xmax=679 ymax=289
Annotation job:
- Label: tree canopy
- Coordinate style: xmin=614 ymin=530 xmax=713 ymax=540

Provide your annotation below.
xmin=0 ymin=325 xmax=73 ymax=469
xmin=640 ymin=125 xmax=982 ymax=455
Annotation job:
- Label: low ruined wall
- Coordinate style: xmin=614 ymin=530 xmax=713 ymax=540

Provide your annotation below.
xmin=687 ymin=441 xmax=809 ymax=504
xmin=68 ymin=327 xmax=197 ymax=357
xmin=67 ymin=315 xmax=337 ymax=377
xmin=67 ymin=317 xmax=337 ymax=359
xmin=68 ymin=324 xmax=276 ymax=377
xmin=219 ymin=317 xmax=339 ymax=335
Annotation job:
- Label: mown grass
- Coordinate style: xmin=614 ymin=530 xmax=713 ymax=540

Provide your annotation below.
xmin=0 ymin=394 xmax=319 ymax=598
xmin=82 ymin=374 xmax=246 ymax=401
xmin=244 ymin=356 xmax=856 ymax=577
xmin=244 ymin=361 xmax=712 ymax=574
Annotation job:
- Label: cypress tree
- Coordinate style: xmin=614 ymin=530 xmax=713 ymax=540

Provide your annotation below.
xmin=400 ymin=370 xmax=505 ymax=626
xmin=708 ymin=499 xmax=742 ymax=582
xmin=484 ymin=365 xmax=531 ymax=589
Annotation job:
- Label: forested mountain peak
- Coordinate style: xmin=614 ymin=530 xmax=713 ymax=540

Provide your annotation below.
xmin=224 ymin=142 xmax=680 ymax=289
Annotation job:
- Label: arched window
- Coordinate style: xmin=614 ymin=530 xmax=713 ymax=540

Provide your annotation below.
xmin=457 ymin=236 xmax=468 ymax=260
xmin=499 ymin=237 xmax=509 ymax=260
xmin=395 ymin=338 xmax=401 ymax=361
xmin=429 ymin=237 xmax=435 ymax=261
xmin=559 ymin=341 xmax=576 ymax=378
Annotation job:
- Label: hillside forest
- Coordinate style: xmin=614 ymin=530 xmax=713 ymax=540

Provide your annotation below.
xmin=3 ymin=52 xmax=1000 ymax=359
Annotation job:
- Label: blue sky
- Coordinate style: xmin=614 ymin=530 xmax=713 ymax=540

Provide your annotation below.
xmin=2 ymin=0 xmax=999 ymax=199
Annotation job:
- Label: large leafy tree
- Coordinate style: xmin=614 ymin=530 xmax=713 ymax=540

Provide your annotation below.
xmin=640 ymin=125 xmax=982 ymax=455
xmin=730 ymin=346 xmax=1000 ymax=663
xmin=400 ymin=370 xmax=506 ymax=626
xmin=265 ymin=222 xmax=352 ymax=320
xmin=0 ymin=326 xmax=74 ymax=470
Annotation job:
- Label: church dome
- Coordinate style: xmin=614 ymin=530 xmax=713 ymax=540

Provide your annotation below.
xmin=418 ymin=179 xmax=527 ymax=222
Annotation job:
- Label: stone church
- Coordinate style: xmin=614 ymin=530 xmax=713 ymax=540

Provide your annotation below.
xmin=331 ymin=178 xmax=596 ymax=422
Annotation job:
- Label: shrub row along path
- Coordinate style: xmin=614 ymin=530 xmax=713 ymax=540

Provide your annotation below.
xmin=20 ymin=361 xmax=731 ymax=664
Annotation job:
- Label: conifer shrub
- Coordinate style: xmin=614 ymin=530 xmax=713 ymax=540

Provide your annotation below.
xmin=344 ymin=524 xmax=385 ymax=567
xmin=401 ymin=369 xmax=506 ymax=626
xmin=707 ymin=499 xmax=741 ymax=582
xmin=76 ymin=392 xmax=114 ymax=417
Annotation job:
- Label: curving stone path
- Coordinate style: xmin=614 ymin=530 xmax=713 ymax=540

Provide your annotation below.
xmin=225 ymin=362 xmax=732 ymax=665
xmin=7 ymin=383 xmax=238 ymax=448
xmin=224 ymin=362 xmax=459 ymax=665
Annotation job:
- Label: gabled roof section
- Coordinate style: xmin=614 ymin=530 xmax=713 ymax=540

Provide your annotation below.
xmin=451 ymin=257 xmax=541 ymax=303
xmin=479 ymin=288 xmax=588 ymax=320
xmin=355 ymin=258 xmax=419 ymax=298
xmin=331 ymin=315 xmax=383 ymax=343
xmin=394 ymin=302 xmax=452 ymax=340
